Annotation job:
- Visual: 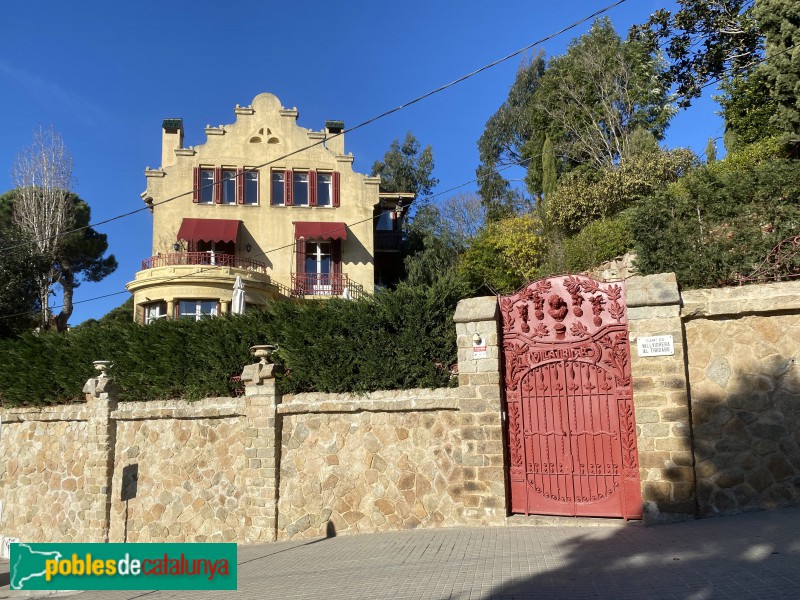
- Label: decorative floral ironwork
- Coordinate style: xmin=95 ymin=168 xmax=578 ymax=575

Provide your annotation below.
xmin=569 ymin=321 xmax=590 ymax=338
xmin=532 ymin=292 xmax=545 ymax=321
xmin=564 ymin=275 xmax=585 ymax=317
xmin=500 ymin=297 xmax=516 ymax=332
xmin=589 ymin=295 xmax=605 ymax=326
xmin=531 ymin=323 xmax=549 ymax=338
xmin=598 ymin=333 xmax=631 ymax=387
xmin=518 ymin=304 xmax=530 ymax=333
xmin=619 ymin=399 xmax=639 ymax=473
xmin=508 ymin=403 xmax=524 ymax=467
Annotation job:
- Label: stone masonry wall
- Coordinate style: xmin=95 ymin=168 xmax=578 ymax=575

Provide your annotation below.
xmin=683 ymin=282 xmax=800 ymax=516
xmin=276 ymin=389 xmax=462 ymax=540
xmin=0 ymin=407 xmax=89 ymax=542
xmin=108 ymin=398 xmax=248 ymax=543
xmin=627 ymin=274 xmax=696 ymax=523
xmin=453 ymin=297 xmax=507 ymax=525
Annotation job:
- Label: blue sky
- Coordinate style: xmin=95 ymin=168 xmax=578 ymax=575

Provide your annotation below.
xmin=0 ymin=0 xmax=723 ymax=325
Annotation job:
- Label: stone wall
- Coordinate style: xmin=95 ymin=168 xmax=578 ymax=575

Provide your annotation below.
xmin=1 ymin=278 xmax=798 ymax=546
xmin=277 ymin=389 xmax=462 ymax=539
xmin=0 ymin=407 xmax=89 ymax=542
xmin=683 ymin=281 xmax=800 ymax=516
xmin=108 ymin=398 xmax=248 ymax=543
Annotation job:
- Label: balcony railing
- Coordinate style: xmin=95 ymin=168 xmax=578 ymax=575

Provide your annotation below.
xmin=141 ymin=252 xmax=268 ymax=273
xmin=291 ymin=273 xmax=365 ymax=299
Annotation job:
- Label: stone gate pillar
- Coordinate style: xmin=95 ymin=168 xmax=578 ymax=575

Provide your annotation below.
xmin=82 ymin=365 xmax=118 ymax=542
xmin=627 ymin=274 xmax=696 ymax=523
xmin=240 ymin=350 xmax=282 ymax=542
xmin=453 ymin=297 xmax=507 ymax=525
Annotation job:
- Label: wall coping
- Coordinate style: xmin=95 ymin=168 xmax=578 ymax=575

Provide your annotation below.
xmin=625 ymin=273 xmax=681 ymax=309
xmin=681 ymin=279 xmax=800 ymax=319
xmin=454 ymin=297 xmax=498 ymax=323
xmin=111 ymin=397 xmax=246 ymax=420
xmin=278 ymin=387 xmax=459 ymax=414
xmin=0 ymin=404 xmax=89 ymax=423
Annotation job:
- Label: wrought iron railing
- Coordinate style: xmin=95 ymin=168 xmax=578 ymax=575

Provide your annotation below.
xmin=735 ymin=234 xmax=800 ymax=285
xmin=141 ymin=252 xmax=268 ymax=273
xmin=290 ymin=273 xmax=365 ymax=299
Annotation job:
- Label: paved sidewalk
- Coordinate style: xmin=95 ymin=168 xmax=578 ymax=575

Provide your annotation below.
xmin=4 ymin=506 xmax=800 ymax=599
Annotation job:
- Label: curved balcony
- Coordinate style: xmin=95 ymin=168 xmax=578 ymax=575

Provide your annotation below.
xmin=141 ymin=252 xmax=268 ymax=273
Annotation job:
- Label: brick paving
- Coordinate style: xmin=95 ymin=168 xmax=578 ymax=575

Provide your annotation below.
xmin=4 ymin=506 xmax=800 ymax=599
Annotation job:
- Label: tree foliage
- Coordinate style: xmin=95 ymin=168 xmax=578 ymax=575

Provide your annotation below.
xmin=476 ymin=19 xmax=674 ymax=221
xmin=533 ymin=18 xmax=674 ymax=168
xmin=458 ymin=214 xmax=548 ymax=294
xmin=476 ymin=54 xmax=547 ymax=219
xmin=630 ymin=0 xmax=762 ymax=105
xmin=371 ymin=132 xmax=438 ymax=198
xmin=563 ymin=217 xmax=634 ymax=273
xmin=5 ymin=128 xmax=117 ymax=332
xmin=753 ymin=0 xmax=800 ymax=138
xmin=631 ymin=142 xmax=800 ymax=288
xmin=0 ymin=200 xmax=47 ymax=338
xmin=1 ymin=190 xmax=117 ymax=332
xmin=547 ymin=148 xmax=698 ymax=234
xmin=401 ymin=194 xmax=485 ymax=287
xmin=718 ymin=68 xmax=780 ymax=148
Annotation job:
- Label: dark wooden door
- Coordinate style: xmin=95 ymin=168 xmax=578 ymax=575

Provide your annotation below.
xmin=501 ymin=275 xmax=641 ymax=520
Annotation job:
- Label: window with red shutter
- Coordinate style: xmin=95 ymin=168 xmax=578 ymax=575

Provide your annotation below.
xmin=193 ymin=167 xmax=200 ymax=203
xmin=236 ymin=168 xmax=245 ymax=204
xmin=332 ymin=239 xmax=342 ymax=294
xmin=308 ymin=169 xmax=318 ymax=206
xmin=213 ymin=167 xmax=223 ymax=203
xmin=332 ymin=171 xmax=340 ymax=207
xmin=284 ymin=169 xmax=294 ymax=206
xmin=295 ymin=237 xmax=306 ymax=293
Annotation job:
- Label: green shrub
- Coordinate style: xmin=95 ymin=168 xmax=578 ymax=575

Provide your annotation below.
xmin=564 ymin=217 xmax=634 ymax=273
xmin=547 ymin=149 xmax=697 ymax=233
xmin=0 ymin=281 xmax=465 ymax=406
xmin=631 ymin=153 xmax=800 ymax=288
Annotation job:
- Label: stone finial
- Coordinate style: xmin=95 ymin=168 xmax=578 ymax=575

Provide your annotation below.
xmin=241 ymin=344 xmax=279 ymax=385
xmin=83 ymin=360 xmax=118 ymax=397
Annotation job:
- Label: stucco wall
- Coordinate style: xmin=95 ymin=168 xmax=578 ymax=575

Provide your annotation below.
xmin=277 ymin=389 xmax=462 ymax=540
xmin=683 ymin=282 xmax=800 ymax=516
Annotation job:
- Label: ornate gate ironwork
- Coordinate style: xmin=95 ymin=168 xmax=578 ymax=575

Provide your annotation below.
xmin=500 ymin=275 xmax=641 ymax=519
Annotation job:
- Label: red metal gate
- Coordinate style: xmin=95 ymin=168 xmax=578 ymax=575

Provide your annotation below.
xmin=500 ymin=275 xmax=641 ymax=519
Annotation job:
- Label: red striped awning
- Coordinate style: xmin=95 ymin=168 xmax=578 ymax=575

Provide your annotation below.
xmin=294 ymin=221 xmax=348 ymax=240
xmin=176 ymin=218 xmax=240 ymax=243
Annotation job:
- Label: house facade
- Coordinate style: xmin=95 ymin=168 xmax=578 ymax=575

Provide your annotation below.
xmin=127 ymin=93 xmax=407 ymax=323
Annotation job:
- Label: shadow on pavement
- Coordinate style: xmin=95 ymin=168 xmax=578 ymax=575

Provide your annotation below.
xmin=487 ymin=508 xmax=800 ymax=600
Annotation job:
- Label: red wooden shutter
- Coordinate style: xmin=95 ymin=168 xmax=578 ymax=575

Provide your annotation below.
xmin=192 ymin=167 xmax=200 ymax=203
xmin=284 ymin=169 xmax=293 ymax=206
xmin=332 ymin=171 xmax=340 ymax=207
xmin=295 ymin=237 xmax=306 ymax=293
xmin=332 ymin=239 xmax=342 ymax=294
xmin=236 ymin=168 xmax=245 ymax=204
xmin=308 ymin=170 xmax=318 ymax=206
xmin=213 ymin=167 xmax=222 ymax=203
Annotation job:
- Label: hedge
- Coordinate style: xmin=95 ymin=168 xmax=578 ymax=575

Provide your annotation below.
xmin=0 ymin=281 xmax=464 ymax=406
